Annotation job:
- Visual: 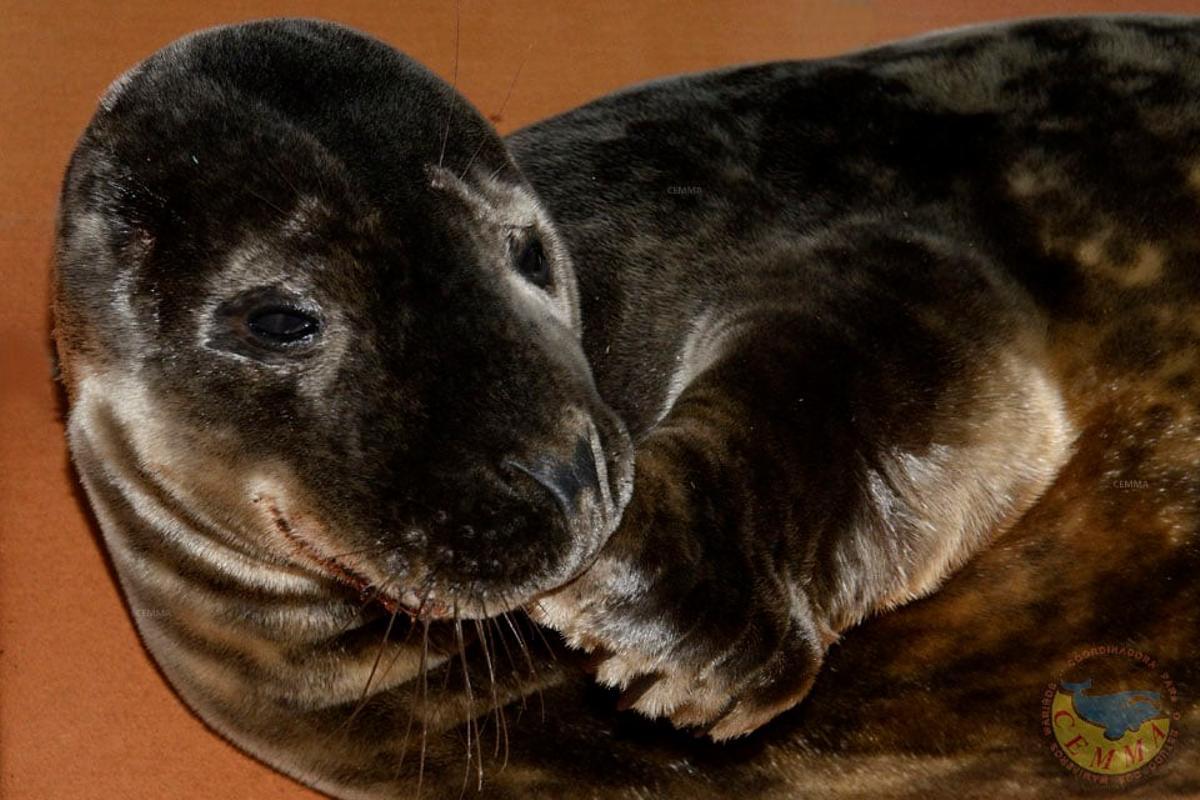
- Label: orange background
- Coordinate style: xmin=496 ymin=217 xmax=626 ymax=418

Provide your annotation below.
xmin=4 ymin=1 xmax=1199 ymax=797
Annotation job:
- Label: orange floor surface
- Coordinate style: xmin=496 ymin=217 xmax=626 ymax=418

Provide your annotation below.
xmin=4 ymin=1 xmax=1199 ymax=797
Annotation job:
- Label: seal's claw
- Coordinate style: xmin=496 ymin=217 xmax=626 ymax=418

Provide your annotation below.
xmin=709 ymin=618 xmax=824 ymax=738
xmin=615 ymin=671 xmax=664 ymax=711
xmin=566 ymin=603 xmax=824 ymax=736
xmin=704 ymin=671 xmax=818 ymax=741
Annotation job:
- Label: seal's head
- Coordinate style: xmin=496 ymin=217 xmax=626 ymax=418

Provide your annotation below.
xmin=54 ymin=18 xmax=633 ymax=618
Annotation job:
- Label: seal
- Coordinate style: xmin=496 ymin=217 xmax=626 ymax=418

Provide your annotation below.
xmin=54 ymin=15 xmax=1200 ymax=799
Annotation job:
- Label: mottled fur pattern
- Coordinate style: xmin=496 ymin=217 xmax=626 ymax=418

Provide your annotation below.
xmin=54 ymin=15 xmax=1199 ymax=799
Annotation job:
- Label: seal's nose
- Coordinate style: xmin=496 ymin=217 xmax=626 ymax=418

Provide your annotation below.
xmin=503 ymin=436 xmax=600 ymax=517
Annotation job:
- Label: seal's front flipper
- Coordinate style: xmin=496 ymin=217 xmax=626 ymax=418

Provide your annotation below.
xmin=536 ymin=233 xmax=1076 ymax=738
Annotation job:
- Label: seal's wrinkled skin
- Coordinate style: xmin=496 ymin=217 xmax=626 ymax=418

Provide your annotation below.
xmin=54 ymin=16 xmax=1199 ymax=799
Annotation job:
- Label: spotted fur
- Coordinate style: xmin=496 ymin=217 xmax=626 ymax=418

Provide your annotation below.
xmin=55 ymin=15 xmax=1199 ymax=799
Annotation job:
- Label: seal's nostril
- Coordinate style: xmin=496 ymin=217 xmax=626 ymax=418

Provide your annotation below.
xmin=503 ymin=436 xmax=600 ymax=517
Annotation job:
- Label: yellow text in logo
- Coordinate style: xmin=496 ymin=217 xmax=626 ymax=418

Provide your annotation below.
xmin=1051 ymin=690 xmax=1171 ymax=775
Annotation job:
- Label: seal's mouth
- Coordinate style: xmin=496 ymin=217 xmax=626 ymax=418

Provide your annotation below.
xmin=253 ymin=493 xmax=456 ymax=620
xmin=252 ymin=483 xmax=632 ymax=623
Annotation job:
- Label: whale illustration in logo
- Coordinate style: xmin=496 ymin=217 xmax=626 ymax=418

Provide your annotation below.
xmin=1061 ymin=679 xmax=1164 ymax=740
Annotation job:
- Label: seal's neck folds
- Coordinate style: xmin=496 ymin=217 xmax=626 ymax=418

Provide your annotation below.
xmin=68 ymin=373 xmax=435 ymax=714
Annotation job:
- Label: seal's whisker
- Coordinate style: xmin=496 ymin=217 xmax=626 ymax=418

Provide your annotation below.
xmin=470 ymin=599 xmax=504 ymax=762
xmin=311 ymin=598 xmax=402 ymax=759
xmin=438 ymin=0 xmax=462 ymax=170
xmin=454 ymin=610 xmax=485 ymax=793
xmin=501 ymin=605 xmax=546 ymax=722
xmin=342 ymin=601 xmax=404 ymax=732
xmin=418 ymin=615 xmax=431 ymax=799
xmin=488 ymin=615 xmax=529 ymax=716
xmin=486 ymin=161 xmax=508 ymax=183
xmin=375 ymin=619 xmax=419 ymax=690
xmin=264 ymin=154 xmax=303 ymax=199
xmin=308 ymin=577 xmax=414 ymax=784
xmin=243 ymin=185 xmax=289 ymax=217
xmin=264 ymin=134 xmax=331 ymax=198
xmin=396 ymin=665 xmax=418 ymax=775
xmin=525 ymin=601 xmax=560 ymax=663
xmin=453 ymin=611 xmax=472 ymax=798
xmin=502 ymin=609 xmax=533 ymax=677
xmin=326 ymin=541 xmax=404 ymax=560
xmin=473 ymin=612 xmax=508 ymax=765
xmin=459 ymin=42 xmax=534 ymax=180
xmin=303 ymin=606 xmax=403 ymax=786
xmin=375 ymin=587 xmax=421 ymax=667
xmin=417 ymin=591 xmax=436 ymax=799
xmin=333 ymin=573 xmax=400 ymax=636
xmin=396 ymin=587 xmax=435 ymax=794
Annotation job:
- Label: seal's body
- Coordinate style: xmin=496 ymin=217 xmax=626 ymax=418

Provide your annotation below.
xmin=54 ymin=16 xmax=1199 ymax=799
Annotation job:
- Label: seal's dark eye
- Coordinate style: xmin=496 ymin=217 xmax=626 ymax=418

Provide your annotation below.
xmin=246 ymin=308 xmax=319 ymax=344
xmin=512 ymin=235 xmax=551 ymax=288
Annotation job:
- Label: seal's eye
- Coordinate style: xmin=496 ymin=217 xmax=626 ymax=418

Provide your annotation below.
xmin=246 ymin=308 xmax=319 ymax=344
xmin=511 ymin=235 xmax=551 ymax=288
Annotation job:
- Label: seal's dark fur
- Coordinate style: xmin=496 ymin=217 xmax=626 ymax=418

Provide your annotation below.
xmin=55 ymin=16 xmax=1199 ymax=798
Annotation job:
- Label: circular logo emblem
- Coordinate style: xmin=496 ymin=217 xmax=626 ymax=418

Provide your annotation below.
xmin=1042 ymin=646 xmax=1181 ymax=785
